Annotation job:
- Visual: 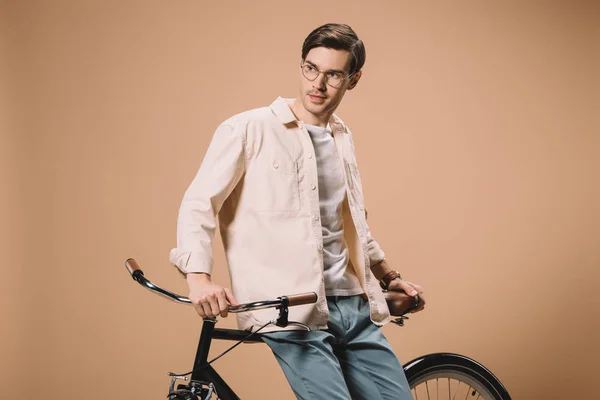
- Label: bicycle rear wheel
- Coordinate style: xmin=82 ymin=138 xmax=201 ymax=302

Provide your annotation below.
xmin=404 ymin=353 xmax=511 ymax=400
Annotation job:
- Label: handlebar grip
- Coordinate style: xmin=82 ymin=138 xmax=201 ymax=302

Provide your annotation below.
xmin=383 ymin=291 xmax=420 ymax=316
xmin=286 ymin=292 xmax=318 ymax=307
xmin=125 ymin=258 xmax=143 ymax=278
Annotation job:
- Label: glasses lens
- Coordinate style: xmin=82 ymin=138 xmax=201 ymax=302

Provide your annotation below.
xmin=302 ymin=65 xmax=318 ymax=81
xmin=328 ymin=76 xmax=342 ymax=88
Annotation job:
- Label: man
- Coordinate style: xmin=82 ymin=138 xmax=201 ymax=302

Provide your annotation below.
xmin=170 ymin=23 xmax=425 ymax=399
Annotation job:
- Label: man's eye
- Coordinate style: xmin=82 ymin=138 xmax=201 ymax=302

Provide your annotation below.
xmin=328 ymin=72 xmax=342 ymax=79
xmin=306 ymin=65 xmax=315 ymax=71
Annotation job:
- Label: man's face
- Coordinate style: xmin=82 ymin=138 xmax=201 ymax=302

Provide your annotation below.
xmin=297 ymin=47 xmax=360 ymax=120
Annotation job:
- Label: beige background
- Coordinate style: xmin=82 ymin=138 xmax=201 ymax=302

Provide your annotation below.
xmin=2 ymin=1 xmax=599 ymax=399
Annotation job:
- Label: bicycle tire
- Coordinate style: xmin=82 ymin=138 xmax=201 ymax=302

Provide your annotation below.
xmin=404 ymin=353 xmax=511 ymax=400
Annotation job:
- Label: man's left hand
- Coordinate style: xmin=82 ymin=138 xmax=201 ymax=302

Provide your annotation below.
xmin=387 ymin=279 xmax=426 ymax=313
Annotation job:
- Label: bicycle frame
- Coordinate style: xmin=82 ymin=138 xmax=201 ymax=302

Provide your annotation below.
xmin=182 ymin=318 xmax=263 ymax=400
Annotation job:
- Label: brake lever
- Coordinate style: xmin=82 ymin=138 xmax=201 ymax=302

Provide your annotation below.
xmin=391 ymin=315 xmax=409 ymax=326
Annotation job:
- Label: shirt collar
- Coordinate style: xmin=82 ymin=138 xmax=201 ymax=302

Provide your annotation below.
xmin=270 ymin=97 xmax=298 ymax=125
xmin=269 ymin=97 xmax=347 ymax=133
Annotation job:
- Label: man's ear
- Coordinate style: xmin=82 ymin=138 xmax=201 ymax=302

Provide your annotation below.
xmin=347 ymin=70 xmax=362 ymax=90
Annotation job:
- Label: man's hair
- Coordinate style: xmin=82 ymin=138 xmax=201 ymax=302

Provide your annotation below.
xmin=301 ymin=23 xmax=366 ymax=74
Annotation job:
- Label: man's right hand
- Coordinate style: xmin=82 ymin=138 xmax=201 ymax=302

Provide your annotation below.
xmin=186 ymin=273 xmax=240 ymax=318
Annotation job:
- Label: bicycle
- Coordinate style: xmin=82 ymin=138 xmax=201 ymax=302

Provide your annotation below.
xmin=125 ymin=258 xmax=512 ymax=400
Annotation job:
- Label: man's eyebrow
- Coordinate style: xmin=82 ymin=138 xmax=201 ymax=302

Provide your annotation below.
xmin=304 ymin=59 xmax=346 ymax=74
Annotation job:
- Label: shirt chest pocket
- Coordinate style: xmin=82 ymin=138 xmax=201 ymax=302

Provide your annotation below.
xmin=243 ymin=158 xmax=301 ymax=212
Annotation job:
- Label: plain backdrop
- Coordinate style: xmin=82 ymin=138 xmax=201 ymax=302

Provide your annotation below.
xmin=1 ymin=1 xmax=599 ymax=399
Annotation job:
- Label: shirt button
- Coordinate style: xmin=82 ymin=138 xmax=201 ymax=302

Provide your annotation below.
xmin=317 ymin=244 xmax=323 ymax=251
xmin=308 ymin=154 xmax=313 ymax=159
xmin=314 ymin=215 xmax=319 ymax=221
xmin=273 ymin=163 xmax=279 ymax=169
xmin=311 ymin=184 xmax=317 ymax=190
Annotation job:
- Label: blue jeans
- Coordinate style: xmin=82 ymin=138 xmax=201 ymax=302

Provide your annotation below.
xmin=262 ymin=295 xmax=412 ymax=400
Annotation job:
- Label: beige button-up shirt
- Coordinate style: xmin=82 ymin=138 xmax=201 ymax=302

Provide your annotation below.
xmin=170 ymin=97 xmax=391 ymax=331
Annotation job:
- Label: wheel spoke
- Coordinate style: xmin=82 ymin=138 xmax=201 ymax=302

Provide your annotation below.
xmin=451 ymin=380 xmax=460 ymax=400
xmin=464 ymin=385 xmax=472 ymax=400
xmin=407 ymin=360 xmax=504 ymax=400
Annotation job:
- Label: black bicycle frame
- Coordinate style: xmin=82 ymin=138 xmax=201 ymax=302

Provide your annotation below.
xmin=187 ymin=319 xmax=264 ymax=400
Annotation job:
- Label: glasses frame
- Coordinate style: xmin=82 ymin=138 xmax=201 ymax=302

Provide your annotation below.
xmin=300 ymin=62 xmax=358 ymax=88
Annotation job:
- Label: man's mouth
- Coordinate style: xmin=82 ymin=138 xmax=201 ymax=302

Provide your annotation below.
xmin=308 ymin=93 xmax=326 ymax=101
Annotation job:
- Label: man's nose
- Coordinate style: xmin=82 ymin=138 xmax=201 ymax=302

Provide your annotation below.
xmin=313 ymin=73 xmax=327 ymax=91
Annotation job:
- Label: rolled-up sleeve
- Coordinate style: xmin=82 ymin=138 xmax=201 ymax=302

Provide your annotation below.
xmin=366 ymin=222 xmax=386 ymax=267
xmin=170 ymin=122 xmax=247 ymax=274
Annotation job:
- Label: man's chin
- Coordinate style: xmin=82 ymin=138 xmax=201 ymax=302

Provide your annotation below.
xmin=303 ymin=99 xmax=327 ymax=115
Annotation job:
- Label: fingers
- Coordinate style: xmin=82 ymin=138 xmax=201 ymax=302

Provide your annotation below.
xmin=224 ymin=288 xmax=240 ymax=306
xmin=216 ymin=290 xmax=229 ymax=318
xmin=404 ymin=281 xmax=426 ymax=312
xmin=387 ymin=278 xmax=426 ymax=314
xmin=192 ymin=304 xmax=203 ymax=318
xmin=384 ymin=290 xmax=419 ymax=316
xmin=199 ymin=299 xmax=213 ymax=317
xmin=207 ymin=293 xmax=222 ymax=317
xmin=404 ymin=281 xmax=422 ymax=292
xmin=191 ymin=287 xmax=237 ymax=319
xmin=396 ymin=279 xmax=419 ymax=297
xmin=190 ymin=294 xmax=217 ymax=318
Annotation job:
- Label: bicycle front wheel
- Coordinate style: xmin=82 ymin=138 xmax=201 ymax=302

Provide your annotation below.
xmin=404 ymin=353 xmax=511 ymax=400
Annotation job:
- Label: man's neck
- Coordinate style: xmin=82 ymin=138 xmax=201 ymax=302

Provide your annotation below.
xmin=290 ymin=99 xmax=332 ymax=128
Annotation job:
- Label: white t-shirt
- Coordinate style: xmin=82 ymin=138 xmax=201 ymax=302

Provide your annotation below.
xmin=305 ymin=123 xmax=363 ymax=296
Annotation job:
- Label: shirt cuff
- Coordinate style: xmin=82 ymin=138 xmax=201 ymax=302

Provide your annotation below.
xmin=367 ymin=243 xmax=386 ymax=268
xmin=169 ymin=249 xmax=213 ymax=275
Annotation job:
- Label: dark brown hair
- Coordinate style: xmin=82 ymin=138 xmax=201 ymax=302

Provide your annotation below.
xmin=301 ymin=23 xmax=366 ymax=74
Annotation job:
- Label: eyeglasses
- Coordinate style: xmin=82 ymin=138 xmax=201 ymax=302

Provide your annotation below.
xmin=300 ymin=63 xmax=357 ymax=88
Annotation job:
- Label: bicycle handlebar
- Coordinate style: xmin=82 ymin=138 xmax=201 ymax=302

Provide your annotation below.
xmin=287 ymin=292 xmax=318 ymax=307
xmin=124 ymin=258 xmax=318 ymax=313
xmin=125 ymin=258 xmax=142 ymax=275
